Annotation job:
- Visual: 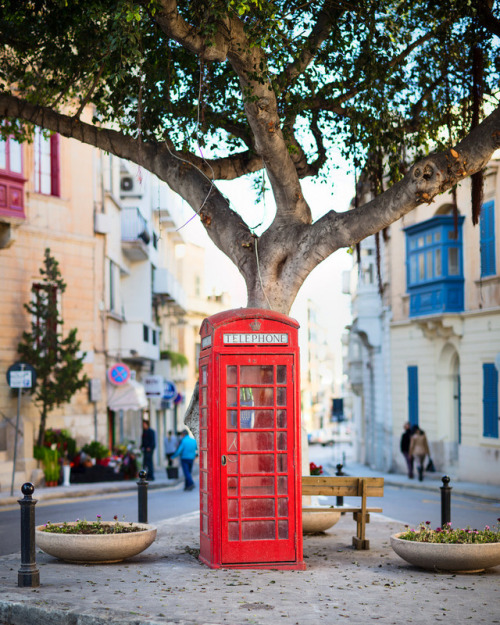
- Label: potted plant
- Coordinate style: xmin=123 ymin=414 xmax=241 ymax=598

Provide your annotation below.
xmin=35 ymin=515 xmax=157 ymax=563
xmin=34 ymin=444 xmax=61 ymax=486
xmin=390 ymin=520 xmax=500 ymax=573
xmin=81 ymin=441 xmax=110 ymax=465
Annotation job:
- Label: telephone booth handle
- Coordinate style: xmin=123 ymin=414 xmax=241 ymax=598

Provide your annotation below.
xmin=221 ymin=455 xmax=227 ymax=466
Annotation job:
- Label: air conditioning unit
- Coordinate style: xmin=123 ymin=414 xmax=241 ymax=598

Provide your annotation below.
xmin=120 ymin=174 xmax=143 ymax=198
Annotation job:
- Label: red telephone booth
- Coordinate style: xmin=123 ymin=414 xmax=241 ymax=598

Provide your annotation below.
xmin=198 ymin=308 xmax=305 ymax=570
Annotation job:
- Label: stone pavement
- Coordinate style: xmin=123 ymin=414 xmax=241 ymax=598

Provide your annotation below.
xmin=1 ymin=509 xmax=499 ymax=625
xmin=0 ymin=464 xmax=499 ymax=625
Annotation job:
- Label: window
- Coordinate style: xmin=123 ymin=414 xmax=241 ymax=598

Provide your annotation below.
xmin=407 ymin=366 xmax=419 ymax=427
xmin=0 ymin=135 xmax=25 ymax=218
xmin=34 ymin=127 xmax=60 ymax=196
xmin=483 ymin=364 xmax=499 ymax=439
xmin=480 ymin=201 xmax=496 ymax=277
xmin=143 ymin=324 xmax=149 ymax=343
xmin=405 ymin=216 xmax=465 ymax=317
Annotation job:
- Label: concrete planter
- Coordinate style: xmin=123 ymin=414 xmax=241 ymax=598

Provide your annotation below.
xmin=302 ymin=507 xmax=341 ymax=534
xmin=36 ymin=522 xmax=157 ymax=564
xmin=390 ymin=533 xmax=500 ymax=573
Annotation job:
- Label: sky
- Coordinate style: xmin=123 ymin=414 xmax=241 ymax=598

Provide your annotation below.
xmin=176 ymin=153 xmax=355 ymax=387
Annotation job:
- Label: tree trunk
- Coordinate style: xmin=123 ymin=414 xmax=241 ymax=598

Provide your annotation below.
xmin=37 ymin=407 xmax=48 ymax=448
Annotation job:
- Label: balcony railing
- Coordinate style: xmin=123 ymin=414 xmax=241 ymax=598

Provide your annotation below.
xmin=121 ymin=207 xmax=150 ymax=261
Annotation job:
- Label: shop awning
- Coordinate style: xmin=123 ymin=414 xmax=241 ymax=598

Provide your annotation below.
xmin=107 ymin=379 xmax=148 ymax=412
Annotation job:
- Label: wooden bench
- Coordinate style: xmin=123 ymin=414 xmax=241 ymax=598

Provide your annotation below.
xmin=301 ymin=476 xmax=384 ymax=550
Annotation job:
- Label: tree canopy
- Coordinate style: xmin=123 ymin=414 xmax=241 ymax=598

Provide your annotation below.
xmin=1 ymin=0 xmax=499 ymax=313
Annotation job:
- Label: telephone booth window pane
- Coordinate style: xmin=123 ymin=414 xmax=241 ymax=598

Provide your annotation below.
xmin=227 ymin=431 xmax=238 ymax=451
xmin=278 ymin=498 xmax=288 ymax=517
xmin=240 ymin=365 xmax=274 ymax=384
xmin=227 ymin=365 xmax=237 ymax=384
xmin=201 ymin=451 xmax=207 ymax=469
xmin=240 ymin=431 xmax=274 ymax=451
xmin=228 ymin=499 xmax=238 ymax=518
xmin=277 ymin=366 xmax=286 ymax=383
xmin=201 ymin=387 xmax=207 ymax=405
xmin=228 ymin=477 xmax=238 ymax=495
xmin=202 ymin=514 xmax=208 ymax=534
xmin=201 ymin=408 xmax=207 ymax=427
xmin=227 ymin=455 xmax=238 ymax=474
xmin=277 ymin=388 xmax=287 ymax=406
xmin=277 ymin=454 xmax=287 ymax=472
xmin=241 ymin=454 xmax=274 ymax=473
xmin=201 ymin=366 xmax=208 ymax=385
xmin=241 ymin=410 xmax=274 ymax=428
xmin=277 ymin=432 xmax=287 ymax=451
xmin=227 ymin=388 xmax=237 ymax=407
xmin=277 ymin=476 xmax=288 ymax=495
xmin=242 ymin=521 xmax=275 ymax=541
xmin=200 ymin=471 xmax=206 ymax=490
xmin=278 ymin=520 xmax=289 ymax=539
xmin=241 ymin=476 xmax=274 ymax=495
xmin=227 ymin=410 xmax=238 ymax=428
xmin=240 ymin=387 xmax=274 ymax=406
xmin=200 ymin=429 xmax=207 ymax=449
xmin=241 ymin=498 xmax=275 ymax=518
xmin=277 ymin=410 xmax=287 ymax=428
xmin=202 ymin=492 xmax=208 ymax=512
xmin=228 ymin=522 xmax=239 ymax=541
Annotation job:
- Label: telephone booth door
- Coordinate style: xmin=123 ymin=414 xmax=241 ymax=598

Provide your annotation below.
xmin=220 ymin=354 xmax=296 ymax=565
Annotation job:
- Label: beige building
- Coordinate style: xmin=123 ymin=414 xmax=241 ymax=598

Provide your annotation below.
xmin=0 ymin=129 xmax=106 ymax=491
xmin=344 ymin=157 xmax=500 ymax=485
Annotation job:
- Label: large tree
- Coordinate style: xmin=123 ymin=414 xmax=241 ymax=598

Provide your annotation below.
xmin=0 ymin=1 xmax=499 ymax=310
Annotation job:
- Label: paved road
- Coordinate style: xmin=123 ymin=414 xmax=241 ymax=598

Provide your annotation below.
xmin=0 ymin=483 xmax=198 ymax=556
xmin=309 ymin=444 xmax=500 ymax=530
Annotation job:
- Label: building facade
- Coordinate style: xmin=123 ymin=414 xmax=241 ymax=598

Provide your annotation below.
xmin=344 ymin=158 xmax=500 ymax=485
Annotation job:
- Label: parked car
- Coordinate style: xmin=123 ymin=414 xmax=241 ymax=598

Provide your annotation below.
xmin=308 ymin=429 xmax=335 ymax=446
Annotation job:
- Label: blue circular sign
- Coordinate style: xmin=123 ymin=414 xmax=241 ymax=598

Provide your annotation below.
xmin=108 ymin=363 xmax=131 ymax=386
xmin=163 ymin=380 xmax=177 ymax=400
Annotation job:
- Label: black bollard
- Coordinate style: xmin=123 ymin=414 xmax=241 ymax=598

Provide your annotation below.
xmin=137 ymin=470 xmax=148 ymax=524
xmin=336 ymin=464 xmax=344 ymax=506
xmin=18 ymin=483 xmax=40 ymax=588
xmin=440 ymin=475 xmax=452 ymax=528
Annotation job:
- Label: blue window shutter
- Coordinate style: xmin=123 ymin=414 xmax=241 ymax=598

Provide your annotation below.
xmin=407 ymin=366 xmax=419 ymax=427
xmin=483 ymin=363 xmax=499 ymax=439
xmin=480 ymin=201 xmax=496 ymax=277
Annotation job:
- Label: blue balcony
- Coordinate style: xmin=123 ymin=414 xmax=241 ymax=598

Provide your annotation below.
xmin=405 ymin=216 xmax=464 ymax=318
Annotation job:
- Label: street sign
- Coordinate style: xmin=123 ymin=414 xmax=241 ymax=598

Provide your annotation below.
xmin=144 ymin=375 xmax=164 ymax=397
xmin=6 ymin=362 xmax=36 ymax=389
xmin=107 ymin=363 xmax=131 ymax=386
xmin=163 ymin=379 xmax=177 ymax=401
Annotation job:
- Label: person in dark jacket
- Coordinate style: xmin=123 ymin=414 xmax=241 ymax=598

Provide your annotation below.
xmin=400 ymin=422 xmax=414 ymax=479
xmin=141 ymin=420 xmax=156 ymax=481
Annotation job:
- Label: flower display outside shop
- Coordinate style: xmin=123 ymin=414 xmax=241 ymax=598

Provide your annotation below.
xmin=309 ymin=462 xmax=323 ymax=476
xmin=398 ymin=520 xmax=500 ymax=544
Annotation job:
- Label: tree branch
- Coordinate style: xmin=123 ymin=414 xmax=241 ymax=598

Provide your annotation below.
xmin=153 ymin=0 xmax=230 ymax=62
xmin=0 ymin=92 xmax=256 ymax=276
xmin=298 ymin=104 xmax=500 ymax=270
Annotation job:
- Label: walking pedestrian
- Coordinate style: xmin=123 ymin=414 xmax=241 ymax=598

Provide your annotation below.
xmin=400 ymin=422 xmax=414 ymax=479
xmin=141 ymin=419 xmax=156 ymax=481
xmin=171 ymin=428 xmax=197 ymax=491
xmin=410 ymin=426 xmax=430 ymax=482
xmin=164 ymin=430 xmax=178 ymax=468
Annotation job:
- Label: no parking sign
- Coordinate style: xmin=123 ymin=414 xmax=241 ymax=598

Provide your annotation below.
xmin=107 ymin=363 xmax=131 ymax=386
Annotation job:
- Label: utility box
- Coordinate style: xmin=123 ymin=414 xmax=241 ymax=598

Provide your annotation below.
xmin=198 ymin=308 xmax=305 ymax=570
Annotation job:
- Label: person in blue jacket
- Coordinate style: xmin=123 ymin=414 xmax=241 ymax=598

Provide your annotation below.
xmin=172 ymin=428 xmax=198 ymax=491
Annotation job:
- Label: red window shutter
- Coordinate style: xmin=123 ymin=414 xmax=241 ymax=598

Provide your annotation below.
xmin=50 ymin=134 xmax=60 ymax=197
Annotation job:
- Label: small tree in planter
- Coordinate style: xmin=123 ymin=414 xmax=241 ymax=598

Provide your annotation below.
xmin=18 ymin=248 xmax=88 ymax=448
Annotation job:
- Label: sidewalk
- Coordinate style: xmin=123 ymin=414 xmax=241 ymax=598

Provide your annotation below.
xmin=1 ymin=507 xmax=499 ymax=625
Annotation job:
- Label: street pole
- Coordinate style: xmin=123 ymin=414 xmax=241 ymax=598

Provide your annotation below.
xmin=10 ymin=364 xmax=24 ymax=497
